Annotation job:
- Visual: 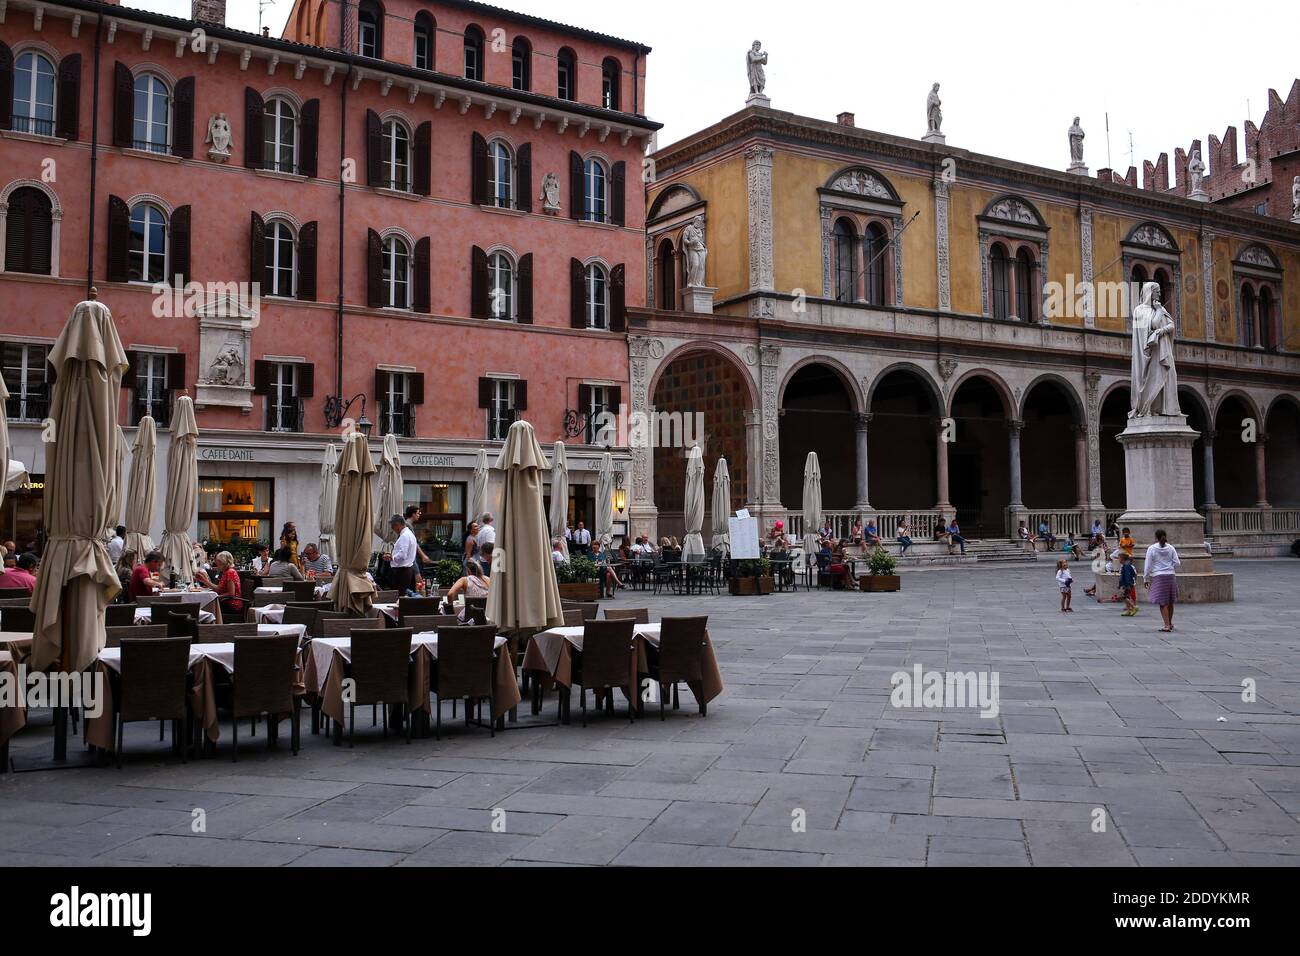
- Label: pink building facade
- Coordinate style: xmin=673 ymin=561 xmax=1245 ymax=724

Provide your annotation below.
xmin=0 ymin=0 xmax=656 ymax=554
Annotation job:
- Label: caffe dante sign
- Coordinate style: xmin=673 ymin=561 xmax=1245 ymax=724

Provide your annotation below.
xmin=409 ymin=454 xmax=457 ymax=468
xmin=199 ymin=447 xmax=255 ymax=462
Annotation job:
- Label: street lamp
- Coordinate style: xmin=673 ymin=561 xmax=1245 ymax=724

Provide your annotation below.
xmin=323 ymin=393 xmax=373 ymax=438
xmin=613 ymin=470 xmax=627 ymax=514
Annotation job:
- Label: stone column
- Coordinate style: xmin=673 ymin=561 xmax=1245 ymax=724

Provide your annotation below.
xmin=1254 ymin=434 xmax=1270 ymax=509
xmin=745 ymin=146 xmax=775 ymax=317
xmin=934 ymin=176 xmax=952 ymax=312
xmin=1007 ymin=419 xmax=1024 ymax=507
xmin=744 ymin=409 xmax=763 ymax=511
xmin=853 ymin=412 xmax=872 ymax=511
xmin=1072 ymin=425 xmax=1088 ymax=510
xmin=626 ymin=335 xmax=661 ymax=541
xmin=934 ymin=421 xmax=951 ymax=512
xmin=758 ymin=344 xmax=783 ymax=514
xmin=1080 ymin=206 xmax=1095 ymax=328
xmin=1201 ymin=431 xmax=1217 ymax=508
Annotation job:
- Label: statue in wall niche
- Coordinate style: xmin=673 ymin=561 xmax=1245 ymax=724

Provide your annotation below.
xmin=1068 ymin=117 xmax=1085 ymax=164
xmin=683 ymin=215 xmax=708 ymax=287
xmin=1188 ymin=148 xmax=1206 ymax=194
xmin=540 ymin=171 xmax=561 ymax=213
xmin=208 ymin=342 xmax=245 ymax=386
xmin=205 ymin=113 xmax=232 ymax=162
xmin=746 ymin=41 xmax=768 ymax=97
xmin=1130 ymin=282 xmax=1180 ymax=418
xmin=1291 ymin=175 xmax=1300 ymax=220
xmin=927 ymin=83 xmax=943 ymax=135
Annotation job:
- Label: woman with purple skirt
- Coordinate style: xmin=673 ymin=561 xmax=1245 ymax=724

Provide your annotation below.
xmin=1142 ymin=529 xmax=1181 ymax=633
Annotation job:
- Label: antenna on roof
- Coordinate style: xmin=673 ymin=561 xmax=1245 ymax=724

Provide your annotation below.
xmin=1105 ymin=111 xmax=1111 ymax=170
xmin=259 ymin=0 xmax=276 ymax=37
xmin=1127 ymin=130 xmax=1135 ymax=169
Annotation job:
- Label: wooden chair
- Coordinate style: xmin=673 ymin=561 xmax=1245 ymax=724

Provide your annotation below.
xmin=403 ymin=614 xmax=460 ymax=634
xmin=105 ymin=624 xmax=167 ymax=648
xmin=197 ymin=623 xmax=259 ymax=641
xmin=645 ymin=616 xmax=710 ymax=719
xmin=0 ymin=587 xmax=29 ymax=599
xmin=0 ymin=606 xmax=35 ymax=632
xmin=562 ymin=608 xmax=584 ymax=627
xmin=568 ymin=619 xmax=635 ymax=727
xmin=229 ymin=633 xmax=300 ymax=760
xmin=105 ymin=603 xmax=140 ymax=627
xmin=115 ymin=636 xmax=192 ymax=766
xmin=397 ymin=596 xmax=441 ymax=624
xmin=604 ymin=607 xmax=649 ymax=624
xmin=373 ymin=589 xmax=401 ymax=604
xmin=321 ymin=616 xmax=384 ymax=638
xmin=433 ymin=625 xmax=497 ymax=740
xmin=346 ymin=627 xmax=413 ymax=745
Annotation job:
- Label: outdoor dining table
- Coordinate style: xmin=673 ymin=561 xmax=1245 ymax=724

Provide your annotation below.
xmin=0 ymin=630 xmax=32 ymax=662
xmin=303 ymin=631 xmax=520 ymax=736
xmin=254 ymin=585 xmax=331 ymax=599
xmin=522 ymin=623 xmax=724 ymax=722
xmin=151 ymin=589 xmax=223 ymax=624
xmin=85 ymin=624 xmax=308 ymax=753
xmin=0 ymin=650 xmax=25 ymax=771
xmin=134 ymin=606 xmax=217 ymax=625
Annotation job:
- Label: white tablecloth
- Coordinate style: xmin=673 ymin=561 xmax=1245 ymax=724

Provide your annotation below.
xmin=134 ymin=606 xmax=216 ymax=625
xmin=253 ymin=604 xmax=286 ymax=624
xmin=99 ymin=626 xmax=304 ymax=673
xmin=305 ymin=631 xmax=507 ymax=695
xmin=151 ymin=589 xmax=218 ymax=608
xmin=255 ymin=585 xmax=330 ymax=598
xmin=536 ymin=623 xmax=661 ymax=646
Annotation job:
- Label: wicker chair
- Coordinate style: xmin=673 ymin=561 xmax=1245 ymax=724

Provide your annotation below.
xmin=397 ymin=596 xmax=442 ymax=624
xmin=562 ymin=608 xmax=584 ymax=627
xmin=197 ymin=623 xmax=259 ymax=641
xmin=462 ymin=605 xmax=488 ymax=626
xmin=560 ymin=601 xmax=599 ymax=621
xmin=105 ymin=624 xmax=167 ymax=648
xmin=346 ymin=627 xmax=414 ymax=745
xmin=165 ymin=610 xmax=198 ymax=641
xmin=568 ymin=619 xmax=635 ymax=727
xmin=0 ymin=606 xmax=35 ymax=632
xmin=115 ymin=636 xmax=192 ymax=766
xmin=403 ymin=614 xmax=460 ymax=633
xmin=603 ymin=607 xmax=650 ymax=624
xmin=276 ymin=580 xmax=318 ymax=602
xmin=136 ymin=593 xmax=182 ymax=607
xmin=644 ymin=616 xmax=710 ymax=719
xmin=373 ymin=589 xmax=401 ymax=604
xmin=321 ymin=616 xmax=384 ymax=638
xmin=433 ymin=625 xmax=497 ymax=740
xmin=281 ymin=605 xmax=320 ymax=637
xmin=105 ymin=603 xmax=139 ymax=627
xmin=0 ymin=587 xmax=30 ymax=600
xmin=230 ymin=633 xmax=300 ymax=760
xmin=286 ymin=600 xmax=333 ymax=612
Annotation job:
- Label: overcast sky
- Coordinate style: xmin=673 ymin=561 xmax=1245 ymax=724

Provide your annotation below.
xmin=134 ymin=0 xmax=1294 ymax=176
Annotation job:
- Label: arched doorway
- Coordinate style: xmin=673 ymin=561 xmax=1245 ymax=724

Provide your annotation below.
xmin=780 ymin=363 xmax=857 ymax=510
xmin=1265 ymin=399 xmax=1300 ymax=507
xmin=1212 ymin=396 xmax=1258 ymax=508
xmin=948 ymin=375 xmax=1010 ymax=536
xmin=1099 ymin=386 xmax=1129 ymax=512
xmin=656 ymin=238 xmax=676 ymax=310
xmin=868 ymin=368 xmax=939 ymax=509
xmin=1021 ymin=379 xmax=1081 ymax=511
xmin=651 ymin=349 xmax=751 ymax=540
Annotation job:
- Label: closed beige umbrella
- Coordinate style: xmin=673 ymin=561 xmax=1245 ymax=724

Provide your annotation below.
xmin=711 ymin=457 xmax=732 ymax=553
xmin=31 ymin=295 xmax=128 ymax=674
xmin=123 ymin=416 xmax=157 ymax=557
xmin=104 ymin=425 xmax=126 ymax=539
xmin=373 ymin=432 xmax=403 ymax=553
xmin=467 ymin=447 xmax=489 ymax=525
xmin=802 ymin=451 xmax=823 ymax=557
xmin=594 ymin=452 xmax=615 ymax=554
xmin=317 ymin=442 xmax=339 ymax=557
xmin=681 ymin=445 xmax=706 ymax=561
xmin=333 ymin=432 xmax=378 ymax=615
xmin=0 ymin=377 xmax=13 ymax=515
xmin=549 ymin=441 xmax=570 ymax=560
xmin=160 ymin=396 xmax=198 ymax=584
xmin=485 ymin=420 xmax=563 ymax=630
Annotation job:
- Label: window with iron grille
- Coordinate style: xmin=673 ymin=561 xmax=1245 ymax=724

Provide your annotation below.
xmin=583 ymin=158 xmax=607 ymax=223
xmin=584 ymin=385 xmax=612 ymax=444
xmin=132 ymin=353 xmax=173 ymax=426
xmin=488 ymin=140 xmax=514 ymax=209
xmin=380 ymin=372 xmax=413 ymax=437
xmin=12 ymin=51 xmax=56 ymax=136
xmin=488 ymin=380 xmax=516 ymax=441
xmin=2 ymin=343 xmax=49 ymax=422
xmin=265 ymin=363 xmax=301 ymax=432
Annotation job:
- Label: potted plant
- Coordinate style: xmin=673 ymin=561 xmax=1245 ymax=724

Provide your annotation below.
xmin=556 ymin=556 xmax=602 ymax=601
xmin=860 ymin=546 xmax=901 ymax=592
xmin=432 ymin=559 xmax=464 ymax=588
xmin=728 ymin=558 xmax=774 ymax=595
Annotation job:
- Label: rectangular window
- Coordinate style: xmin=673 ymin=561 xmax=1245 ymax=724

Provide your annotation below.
xmin=198 ymin=477 xmax=274 ymax=548
xmin=0 ymin=471 xmax=44 ymax=551
xmin=402 ymin=481 xmax=466 ymax=553
xmin=132 ymin=353 xmax=173 ymax=427
xmin=464 ymin=43 xmax=480 ymax=81
xmin=558 ymin=61 xmax=573 ymax=101
xmin=265 ymin=362 xmax=301 ymax=432
xmin=2 ymin=343 xmax=49 ymax=422
xmin=359 ymin=22 xmax=378 ymax=59
xmin=488 ymin=379 xmax=516 ymax=441
xmin=414 ymin=31 xmax=432 ymax=70
xmin=584 ymin=385 xmax=612 ymax=444
xmin=1254 ymin=202 xmax=1267 ymax=216
xmin=380 ymin=371 xmax=413 ymax=438
xmin=512 ymin=51 xmax=526 ymax=91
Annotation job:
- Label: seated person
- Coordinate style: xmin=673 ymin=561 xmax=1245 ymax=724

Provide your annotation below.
xmin=479 ymin=541 xmax=495 ymax=578
xmin=250 ymin=544 xmax=272 ymax=575
xmin=829 ymin=540 xmax=858 ymax=591
xmin=947 ymin=519 xmax=966 ymax=556
xmin=896 ymin=520 xmax=913 ymax=555
xmin=0 ymin=552 xmax=38 ymax=593
xmin=863 ymin=520 xmax=882 ymax=547
xmin=933 ymin=521 xmax=951 ymax=547
xmin=300 ymin=543 xmax=332 ymax=576
xmin=446 ymin=559 xmax=490 ymax=620
xmin=210 ymin=550 xmax=245 ymax=618
xmin=552 ymin=539 xmax=567 ymax=565
xmin=1017 ymin=520 xmax=1035 ymax=545
xmin=1037 ymin=521 xmax=1057 ymax=550
xmin=850 ymin=517 xmax=864 ymax=545
xmin=264 ymin=546 xmax=306 ymax=580
xmin=128 ymin=551 xmax=167 ymax=601
xmin=1060 ymin=533 xmax=1075 ymax=556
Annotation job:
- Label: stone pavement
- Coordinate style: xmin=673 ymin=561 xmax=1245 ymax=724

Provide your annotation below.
xmin=2 ymin=559 xmax=1298 ymax=867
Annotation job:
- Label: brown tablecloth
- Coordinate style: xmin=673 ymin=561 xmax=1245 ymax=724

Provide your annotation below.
xmin=522 ymin=624 xmax=724 ymax=707
xmin=0 ymin=632 xmax=32 ymax=664
xmin=0 ymin=651 xmax=26 ymax=747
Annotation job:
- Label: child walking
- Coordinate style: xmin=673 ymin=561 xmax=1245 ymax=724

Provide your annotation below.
xmin=1055 ymin=559 xmax=1074 ymax=612
xmin=1118 ymin=552 xmax=1138 ymax=616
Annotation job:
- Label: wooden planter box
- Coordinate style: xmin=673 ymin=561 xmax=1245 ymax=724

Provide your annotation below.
xmin=558 ymin=582 xmax=601 ymax=601
xmin=728 ymin=575 xmax=775 ymax=596
xmin=860 ymin=574 xmax=901 ymax=592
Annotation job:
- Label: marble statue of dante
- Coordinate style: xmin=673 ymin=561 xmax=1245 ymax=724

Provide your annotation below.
xmin=1292 ymin=175 xmax=1300 ymax=219
xmin=927 ymin=84 xmax=943 ymax=134
xmin=1188 ymin=149 xmax=1205 ymax=193
xmin=1130 ymin=282 xmax=1180 ymax=417
xmin=1068 ymin=117 xmax=1085 ymax=164
xmin=205 ymin=113 xmax=232 ymax=156
xmin=683 ymin=216 xmax=707 ymax=287
xmin=746 ymin=41 xmax=767 ymax=96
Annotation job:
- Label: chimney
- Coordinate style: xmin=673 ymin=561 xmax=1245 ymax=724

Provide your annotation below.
xmin=192 ymin=0 xmax=226 ymax=25
xmin=837 ymin=112 xmax=856 ymax=127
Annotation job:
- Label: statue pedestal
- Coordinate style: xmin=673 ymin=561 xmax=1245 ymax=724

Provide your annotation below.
xmin=745 ymin=93 xmax=771 ymax=108
xmin=1067 ymin=162 xmax=1089 ymax=176
xmin=922 ymin=131 xmax=946 ymax=145
xmin=682 ymin=285 xmax=716 ymax=314
xmin=1189 ymin=188 xmax=1209 ymax=202
xmin=1093 ymin=414 xmax=1234 ymax=602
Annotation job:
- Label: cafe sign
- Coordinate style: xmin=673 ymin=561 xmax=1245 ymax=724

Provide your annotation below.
xmin=199 ymin=447 xmax=256 ymax=462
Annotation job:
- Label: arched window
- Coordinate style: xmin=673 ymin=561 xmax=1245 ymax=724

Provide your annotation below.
xmin=128 ymin=202 xmax=168 ymax=283
xmin=413 ymin=12 xmax=434 ymax=70
xmin=11 ymin=51 xmax=56 ymax=135
xmin=487 ymin=140 xmax=514 ymax=208
xmin=358 ymin=1 xmax=383 ymax=58
xmin=585 ymin=262 xmax=610 ymax=328
xmin=381 ymin=118 xmax=410 ymax=191
xmin=1015 ymin=247 xmax=1038 ymax=322
xmin=1240 ymin=284 xmax=1257 ymax=348
xmin=262 ymin=97 xmax=297 ymax=174
xmin=3 ymin=186 xmax=54 ymax=275
xmin=382 ymin=234 xmax=411 ymax=309
xmin=1259 ymin=286 xmax=1275 ymax=351
xmin=487 ymin=251 xmax=516 ymax=320
xmin=132 ymin=73 xmax=170 ymax=153
xmin=657 ymin=239 xmax=676 ymax=309
xmin=557 ymin=47 xmax=576 ymax=101
xmin=601 ymin=57 xmax=620 ymax=110
xmin=583 ymin=157 xmax=608 ymax=222
xmin=832 ymin=219 xmax=856 ymax=303
xmin=263 ymin=219 xmax=295 ymax=297
xmin=464 ymin=25 xmax=484 ymax=81
xmin=1153 ymin=267 xmax=1172 ymax=312
xmin=990 ymin=243 xmax=1010 ymax=320
xmin=1131 ymin=263 xmax=1148 ymax=287
xmin=511 ymin=38 xmax=531 ymax=91
xmin=864 ymin=222 xmax=888 ymax=306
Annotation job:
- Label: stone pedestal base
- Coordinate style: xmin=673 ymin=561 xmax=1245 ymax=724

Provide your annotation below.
xmin=1189 ymin=189 xmax=1209 ymax=202
xmin=1113 ymin=413 xmax=1233 ymax=601
xmin=746 ymin=94 xmax=771 ymax=109
xmin=922 ymin=131 xmax=946 ymax=145
xmin=1067 ymin=162 xmax=1089 ymax=176
xmin=682 ymin=285 xmax=716 ymax=314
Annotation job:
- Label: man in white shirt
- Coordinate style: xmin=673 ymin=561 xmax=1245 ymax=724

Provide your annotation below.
xmin=477 ymin=513 xmax=496 ymax=549
xmin=251 ymin=544 xmax=272 ymax=575
xmin=382 ymin=513 xmax=419 ymax=594
xmin=107 ymin=526 xmax=125 ymax=564
xmin=571 ymin=520 xmax=593 ymax=556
